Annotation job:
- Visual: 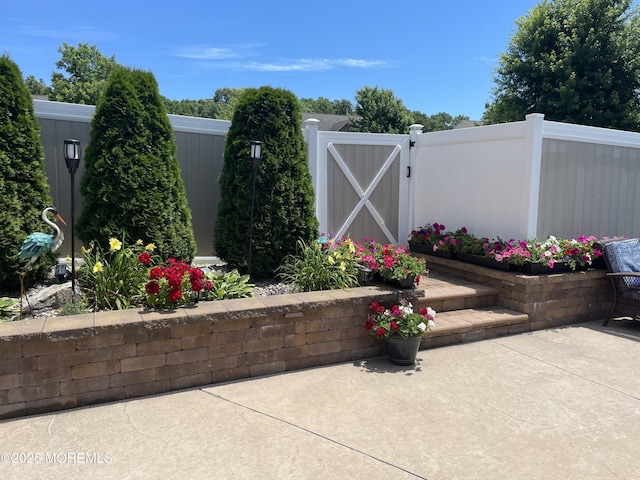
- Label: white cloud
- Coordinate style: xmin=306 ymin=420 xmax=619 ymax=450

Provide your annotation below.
xmin=173 ymin=46 xmax=248 ymax=60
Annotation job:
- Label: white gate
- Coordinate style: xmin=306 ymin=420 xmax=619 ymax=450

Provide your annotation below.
xmin=305 ymin=121 xmax=414 ymax=245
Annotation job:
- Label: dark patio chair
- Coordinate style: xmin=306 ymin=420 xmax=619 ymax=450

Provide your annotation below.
xmin=602 ymin=238 xmax=640 ymax=326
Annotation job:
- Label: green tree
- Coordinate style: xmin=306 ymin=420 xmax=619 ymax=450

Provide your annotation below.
xmin=0 ymin=55 xmax=54 ymax=289
xmin=214 ymin=86 xmax=318 ymax=279
xmin=412 ymin=111 xmax=471 ymax=132
xmin=350 ymin=86 xmax=413 ymax=133
xmin=50 ymin=42 xmax=120 ymax=105
xmin=77 ymin=67 xmax=196 ymax=262
xmin=24 ymin=75 xmax=51 ymax=97
xmin=299 ymin=96 xmax=354 ymax=115
xmin=484 ymin=0 xmax=640 ymax=130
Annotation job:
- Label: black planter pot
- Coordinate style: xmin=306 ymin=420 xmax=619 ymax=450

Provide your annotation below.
xmin=457 ymin=252 xmax=519 ymax=272
xmin=521 ymin=261 xmax=574 ymax=275
xmin=409 ymin=242 xmax=456 ymax=259
xmin=375 ymin=273 xmax=416 ymax=289
xmin=385 ymin=334 xmax=423 ymax=366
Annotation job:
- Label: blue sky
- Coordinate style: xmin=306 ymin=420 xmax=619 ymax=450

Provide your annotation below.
xmin=2 ymin=1 xmax=543 ymax=120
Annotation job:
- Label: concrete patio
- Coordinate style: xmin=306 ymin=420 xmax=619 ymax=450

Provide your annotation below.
xmin=0 ymin=318 xmax=638 ymax=479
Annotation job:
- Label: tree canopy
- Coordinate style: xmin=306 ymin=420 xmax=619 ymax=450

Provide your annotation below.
xmin=349 ymin=86 xmax=414 ymax=134
xmin=0 ymin=55 xmax=54 ymax=289
xmin=483 ymin=0 xmax=640 ymax=130
xmin=76 ymin=66 xmax=196 ymax=261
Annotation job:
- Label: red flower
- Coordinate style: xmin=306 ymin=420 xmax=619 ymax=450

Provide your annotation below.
xmin=168 ymin=288 xmax=182 ymax=303
xmin=145 ymin=281 xmax=160 ymax=295
xmin=375 ymin=327 xmax=387 ymax=337
xmin=204 ymin=280 xmax=213 ymax=291
xmin=166 ymin=273 xmax=182 ymax=289
xmin=390 ymin=321 xmax=399 ymax=331
xmin=138 ymin=252 xmax=151 ymax=266
xmin=364 ymin=318 xmax=375 ymax=330
xmin=149 ymin=267 xmax=163 ymax=280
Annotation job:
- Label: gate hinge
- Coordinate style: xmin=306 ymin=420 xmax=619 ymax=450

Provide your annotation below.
xmin=407 ymin=166 xmax=411 ymax=178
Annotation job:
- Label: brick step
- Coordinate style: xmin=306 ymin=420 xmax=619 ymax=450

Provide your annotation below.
xmin=411 ymin=271 xmax=529 ymax=349
xmin=416 ymin=274 xmax=498 ymax=312
xmin=422 ymin=307 xmax=529 ymax=349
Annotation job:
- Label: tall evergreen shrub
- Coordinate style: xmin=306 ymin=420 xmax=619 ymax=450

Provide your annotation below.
xmin=0 ymin=55 xmax=54 ymax=289
xmin=77 ymin=67 xmax=196 ymax=261
xmin=214 ymin=86 xmax=318 ymax=278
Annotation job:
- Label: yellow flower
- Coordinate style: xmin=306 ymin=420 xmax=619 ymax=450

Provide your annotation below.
xmin=327 ymin=255 xmax=335 ymax=265
xmin=109 ymin=238 xmax=122 ymax=251
xmin=339 ymin=262 xmax=346 ymax=271
xmin=93 ymin=262 xmax=103 ymax=273
xmin=145 ymin=243 xmax=156 ymax=251
xmin=136 ymin=239 xmax=144 ymax=245
xmin=81 ymin=245 xmax=92 ymax=255
xmin=65 ymin=256 xmax=72 ymax=262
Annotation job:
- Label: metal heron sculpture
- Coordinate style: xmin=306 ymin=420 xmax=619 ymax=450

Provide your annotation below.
xmin=18 ymin=206 xmax=66 ymax=317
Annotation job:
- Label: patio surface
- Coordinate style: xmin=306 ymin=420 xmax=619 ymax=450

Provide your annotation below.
xmin=0 ymin=319 xmax=638 ymax=479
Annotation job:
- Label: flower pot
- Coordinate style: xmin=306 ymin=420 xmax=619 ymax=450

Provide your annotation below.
xmin=374 ymin=273 xmax=416 ymax=289
xmin=409 ymin=242 xmax=456 ymax=259
xmin=385 ymin=334 xmax=422 ymax=366
xmin=521 ymin=262 xmax=574 ymax=275
xmin=457 ymin=252 xmax=519 ymax=272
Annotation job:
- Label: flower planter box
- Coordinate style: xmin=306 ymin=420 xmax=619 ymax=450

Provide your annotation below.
xmin=521 ymin=262 xmax=575 ymax=275
xmin=457 ymin=252 xmax=519 ymax=272
xmin=409 ymin=242 xmax=456 ymax=259
xmin=375 ymin=273 xmax=416 ymax=289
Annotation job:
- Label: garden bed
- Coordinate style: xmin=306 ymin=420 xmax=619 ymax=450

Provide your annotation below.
xmin=0 ymin=284 xmax=422 ymax=420
xmin=416 ymin=253 xmax=613 ymax=330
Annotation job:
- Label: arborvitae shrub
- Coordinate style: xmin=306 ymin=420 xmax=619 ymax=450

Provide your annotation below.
xmin=77 ymin=67 xmax=196 ymax=261
xmin=0 ymin=55 xmax=54 ymax=290
xmin=214 ymin=86 xmax=318 ymax=278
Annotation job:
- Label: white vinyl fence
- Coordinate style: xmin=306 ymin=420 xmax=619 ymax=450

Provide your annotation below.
xmin=36 ymin=99 xmax=640 ymax=257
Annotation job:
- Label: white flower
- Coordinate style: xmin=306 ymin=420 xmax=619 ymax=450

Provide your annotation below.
xmin=401 ymin=305 xmax=413 ymax=316
xmin=428 ymin=319 xmax=436 ymax=328
xmin=417 ymin=322 xmax=427 ymax=332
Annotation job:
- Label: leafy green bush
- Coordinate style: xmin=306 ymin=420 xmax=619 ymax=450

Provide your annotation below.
xmin=200 ymin=269 xmax=254 ymax=300
xmin=77 ymin=66 xmax=196 ymax=262
xmin=0 ymin=297 xmax=18 ymax=321
xmin=277 ymin=238 xmax=360 ymax=291
xmin=59 ymin=297 xmax=89 ymax=316
xmin=214 ymin=86 xmax=318 ymax=279
xmin=78 ymin=238 xmax=152 ymax=310
xmin=0 ymin=54 xmax=55 ymax=290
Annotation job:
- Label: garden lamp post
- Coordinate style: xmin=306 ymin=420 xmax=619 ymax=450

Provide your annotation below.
xmin=63 ymin=139 xmax=81 ymax=294
xmin=247 ymin=140 xmax=262 ymax=278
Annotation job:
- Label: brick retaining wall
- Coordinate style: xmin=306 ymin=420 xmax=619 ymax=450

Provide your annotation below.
xmin=420 ymin=254 xmax=613 ymax=330
xmin=0 ymin=286 xmax=420 ymax=420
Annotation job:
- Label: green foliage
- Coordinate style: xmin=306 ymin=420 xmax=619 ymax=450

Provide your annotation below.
xmin=200 ymin=269 xmax=254 ymax=300
xmin=49 ymin=42 xmax=120 ymax=105
xmin=277 ymin=239 xmax=360 ymax=292
xmin=163 ymin=87 xmax=243 ymax=120
xmin=0 ymin=54 xmax=55 ymax=290
xmin=413 ymin=111 xmax=471 ymax=132
xmin=350 ymin=86 xmax=413 ymax=133
xmin=78 ymin=238 xmax=151 ymax=310
xmin=58 ymin=297 xmax=89 ymax=316
xmin=24 ymin=76 xmax=51 ymax=97
xmin=0 ymin=297 xmax=19 ymax=321
xmin=484 ymin=0 xmax=640 ymax=130
xmin=299 ymin=96 xmax=354 ymax=115
xmin=76 ymin=66 xmax=196 ymax=262
xmin=214 ymin=86 xmax=319 ymax=279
